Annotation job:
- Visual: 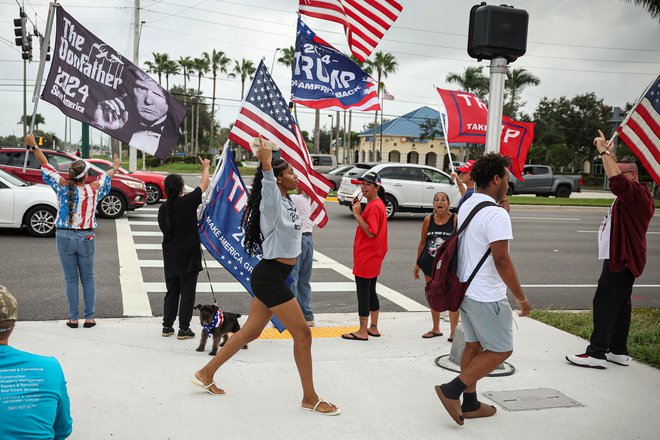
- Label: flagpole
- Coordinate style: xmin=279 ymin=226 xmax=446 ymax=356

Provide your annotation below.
xmin=23 ymin=1 xmax=58 ymax=172
xmin=433 ymin=85 xmax=455 ymax=174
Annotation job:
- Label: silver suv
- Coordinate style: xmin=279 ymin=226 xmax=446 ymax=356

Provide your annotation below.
xmin=337 ymin=163 xmax=460 ymax=219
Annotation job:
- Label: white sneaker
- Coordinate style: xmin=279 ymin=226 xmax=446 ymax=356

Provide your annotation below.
xmin=306 ymin=320 xmax=315 ymax=327
xmin=566 ymin=353 xmax=607 ymax=369
xmin=605 ymin=352 xmax=631 ymax=366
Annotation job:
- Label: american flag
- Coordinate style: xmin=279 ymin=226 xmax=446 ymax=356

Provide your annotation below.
xmin=299 ymin=0 xmax=403 ymax=62
xmin=228 ymin=61 xmax=332 ymax=227
xmin=383 ymin=88 xmax=395 ymax=101
xmin=617 ymin=74 xmax=660 ymax=185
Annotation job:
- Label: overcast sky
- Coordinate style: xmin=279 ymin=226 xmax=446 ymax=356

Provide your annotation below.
xmin=0 ymin=0 xmax=658 ymax=146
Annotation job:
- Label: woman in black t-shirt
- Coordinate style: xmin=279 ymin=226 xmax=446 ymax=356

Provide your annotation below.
xmin=414 ymin=192 xmax=459 ymax=341
xmin=157 ymin=157 xmax=210 ymax=339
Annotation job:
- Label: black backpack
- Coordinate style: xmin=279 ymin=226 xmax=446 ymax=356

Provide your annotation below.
xmin=424 ymin=201 xmax=497 ymax=312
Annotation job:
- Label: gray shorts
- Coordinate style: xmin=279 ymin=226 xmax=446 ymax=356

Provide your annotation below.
xmin=459 ymin=296 xmax=513 ymax=353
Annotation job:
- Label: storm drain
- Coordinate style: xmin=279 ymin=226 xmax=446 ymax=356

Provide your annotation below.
xmin=484 ymin=388 xmax=583 ymax=411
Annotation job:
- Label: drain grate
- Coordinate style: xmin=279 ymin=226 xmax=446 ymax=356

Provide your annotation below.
xmin=484 ymin=388 xmax=583 ymax=411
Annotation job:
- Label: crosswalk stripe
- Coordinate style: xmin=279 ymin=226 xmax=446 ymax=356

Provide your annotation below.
xmin=127 ymin=214 xmax=158 ymax=219
xmin=129 ymin=221 xmax=159 ymax=226
xmin=143 ymin=281 xmax=356 ymax=293
xmin=116 ymin=217 xmax=153 ymax=317
xmin=132 ymin=231 xmax=163 ymax=236
xmin=138 ymin=259 xmax=332 ymax=269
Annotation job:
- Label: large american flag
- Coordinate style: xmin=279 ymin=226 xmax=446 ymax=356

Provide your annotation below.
xmin=617 ymin=74 xmax=660 ymax=185
xmin=299 ymin=0 xmax=403 ymax=62
xmin=228 ymin=61 xmax=332 ymax=227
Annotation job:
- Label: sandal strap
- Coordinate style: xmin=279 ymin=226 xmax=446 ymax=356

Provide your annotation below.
xmin=203 ymin=381 xmax=216 ymax=389
xmin=312 ymin=398 xmax=327 ymax=412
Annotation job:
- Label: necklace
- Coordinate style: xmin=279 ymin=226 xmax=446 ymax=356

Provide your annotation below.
xmin=433 ymin=212 xmax=451 ymax=225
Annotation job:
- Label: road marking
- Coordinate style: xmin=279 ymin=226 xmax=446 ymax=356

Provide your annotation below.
xmin=127 ymin=214 xmax=158 ymax=219
xmin=522 ymin=284 xmax=660 ymax=288
xmin=577 ymin=231 xmax=660 ymax=234
xmin=135 ymin=243 xmax=162 ymax=250
xmin=116 ymin=217 xmax=153 ymax=317
xmin=139 ymin=259 xmax=333 ymax=269
xmin=129 ymin=221 xmax=159 ymax=226
xmin=143 ymin=281 xmax=356 ymax=293
xmin=132 ymin=231 xmax=163 ymax=236
xmin=136 ymin=207 xmax=159 ymax=212
xmin=314 ymin=251 xmax=429 ymax=312
xmin=510 ymin=216 xmax=581 ymax=221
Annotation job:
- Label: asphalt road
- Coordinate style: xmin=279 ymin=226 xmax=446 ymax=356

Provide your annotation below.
xmin=1 ymin=199 xmax=658 ymax=322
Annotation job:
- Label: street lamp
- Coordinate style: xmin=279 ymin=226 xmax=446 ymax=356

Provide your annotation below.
xmin=270 ymin=47 xmax=281 ymax=73
xmin=327 ymin=114 xmax=333 ymax=155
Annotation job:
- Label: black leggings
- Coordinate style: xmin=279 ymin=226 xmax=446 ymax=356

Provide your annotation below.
xmin=355 ymin=276 xmax=380 ymax=317
xmin=163 ymin=271 xmax=199 ymax=330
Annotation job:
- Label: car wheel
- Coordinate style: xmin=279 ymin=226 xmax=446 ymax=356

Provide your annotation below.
xmin=145 ymin=183 xmax=162 ymax=205
xmin=555 ymin=186 xmax=571 ymax=198
xmin=25 ymin=205 xmax=56 ymax=237
xmin=507 ymin=184 xmax=514 ymax=196
xmin=98 ymin=191 xmax=127 ymax=219
xmin=384 ymin=194 xmax=398 ymax=219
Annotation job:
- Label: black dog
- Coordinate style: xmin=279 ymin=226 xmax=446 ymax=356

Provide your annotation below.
xmin=194 ymin=304 xmax=247 ymax=355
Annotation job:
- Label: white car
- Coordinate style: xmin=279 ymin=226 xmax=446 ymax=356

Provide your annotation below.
xmin=337 ymin=163 xmax=460 ymax=219
xmin=0 ymin=169 xmax=58 ymax=237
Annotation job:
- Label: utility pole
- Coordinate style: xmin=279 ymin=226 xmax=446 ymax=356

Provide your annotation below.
xmin=129 ymin=0 xmax=140 ymax=171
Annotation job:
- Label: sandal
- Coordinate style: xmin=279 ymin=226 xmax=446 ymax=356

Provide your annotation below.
xmin=191 ymin=375 xmax=225 ymax=396
xmin=66 ymin=321 xmax=78 ymax=329
xmin=302 ymin=398 xmax=341 ymax=416
xmin=83 ymin=320 xmax=96 ymax=328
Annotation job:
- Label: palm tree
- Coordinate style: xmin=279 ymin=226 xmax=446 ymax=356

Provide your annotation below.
xmin=193 ymin=56 xmax=210 ymax=155
xmin=19 ymin=113 xmax=45 ymax=131
xmin=203 ymin=49 xmax=232 ymax=147
xmin=144 ymin=52 xmax=170 ymax=85
xmin=232 ymin=58 xmax=256 ymax=100
xmin=363 ymin=51 xmax=398 ymax=160
xmin=504 ymin=67 xmax=540 ymax=118
xmin=624 ymin=0 xmax=660 ymax=19
xmin=162 ymin=60 xmax=179 ymax=90
xmin=276 ymin=46 xmax=309 ymax=149
xmin=178 ymin=56 xmax=195 ymax=152
xmin=446 ymin=66 xmax=488 ymax=99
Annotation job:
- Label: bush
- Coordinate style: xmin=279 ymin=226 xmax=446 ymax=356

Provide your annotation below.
xmin=145 ymin=156 xmax=162 ymax=168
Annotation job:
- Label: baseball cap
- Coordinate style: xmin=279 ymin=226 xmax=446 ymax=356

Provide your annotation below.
xmin=357 ymin=171 xmax=382 ymax=186
xmin=457 ymin=160 xmax=475 ymax=173
xmin=0 ymin=285 xmax=17 ymax=321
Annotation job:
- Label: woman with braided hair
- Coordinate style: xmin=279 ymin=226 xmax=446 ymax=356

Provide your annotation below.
xmin=26 ymin=134 xmax=119 ymax=329
xmin=194 ymin=136 xmax=340 ymax=416
xmin=157 ymin=157 xmax=210 ymax=340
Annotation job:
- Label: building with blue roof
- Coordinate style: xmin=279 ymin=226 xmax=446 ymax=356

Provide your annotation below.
xmin=351 ymin=106 xmax=473 ymax=169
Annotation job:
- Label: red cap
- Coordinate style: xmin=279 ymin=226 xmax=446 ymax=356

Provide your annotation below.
xmin=457 ymin=160 xmax=475 ymax=173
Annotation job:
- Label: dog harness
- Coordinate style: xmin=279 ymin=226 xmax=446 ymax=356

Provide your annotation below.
xmin=203 ymin=309 xmax=224 ymax=337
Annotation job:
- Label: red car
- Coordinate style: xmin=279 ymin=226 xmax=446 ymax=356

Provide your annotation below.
xmin=0 ymin=148 xmax=147 ymax=219
xmin=88 ymin=158 xmax=167 ymax=205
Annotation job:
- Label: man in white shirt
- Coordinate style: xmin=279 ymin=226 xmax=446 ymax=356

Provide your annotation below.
xmin=435 ymin=153 xmax=531 ymax=426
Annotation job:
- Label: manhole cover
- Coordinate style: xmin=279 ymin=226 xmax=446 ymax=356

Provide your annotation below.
xmin=484 ymin=388 xmax=583 ymax=411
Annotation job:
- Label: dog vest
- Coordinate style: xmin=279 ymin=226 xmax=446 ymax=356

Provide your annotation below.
xmin=203 ymin=309 xmax=224 ymax=337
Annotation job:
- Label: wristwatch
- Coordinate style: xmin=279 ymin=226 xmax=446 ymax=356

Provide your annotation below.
xmin=599 ymin=150 xmax=610 ymax=156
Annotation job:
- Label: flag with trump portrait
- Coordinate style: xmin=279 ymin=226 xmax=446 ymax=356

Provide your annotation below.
xmin=436 ymin=87 xmax=535 ymax=180
xmin=616 ymin=74 xmax=660 ymax=185
xmin=197 ymin=145 xmax=285 ymax=332
xmin=291 ymin=18 xmax=380 ymax=111
xmin=228 ymin=61 xmax=333 ymax=227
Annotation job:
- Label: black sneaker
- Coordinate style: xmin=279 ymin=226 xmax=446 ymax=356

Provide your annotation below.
xmin=177 ymin=328 xmax=195 ymax=340
xmin=162 ymin=327 xmax=175 ymax=337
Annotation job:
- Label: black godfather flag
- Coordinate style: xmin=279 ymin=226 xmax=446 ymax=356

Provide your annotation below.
xmin=42 ymin=6 xmax=187 ymax=159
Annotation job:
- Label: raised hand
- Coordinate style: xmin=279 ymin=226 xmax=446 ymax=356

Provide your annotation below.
xmin=93 ymin=97 xmax=129 ymax=130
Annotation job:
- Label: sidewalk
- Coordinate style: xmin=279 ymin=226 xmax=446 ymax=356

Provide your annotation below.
xmin=12 ymin=313 xmax=659 ymax=440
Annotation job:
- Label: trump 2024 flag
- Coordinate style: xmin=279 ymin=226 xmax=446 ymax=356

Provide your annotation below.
xmin=41 ymin=7 xmax=187 ymax=159
xmin=198 ymin=146 xmax=284 ymax=331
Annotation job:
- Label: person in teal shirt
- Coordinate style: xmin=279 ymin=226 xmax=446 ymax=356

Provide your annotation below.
xmin=0 ymin=285 xmax=73 ymax=439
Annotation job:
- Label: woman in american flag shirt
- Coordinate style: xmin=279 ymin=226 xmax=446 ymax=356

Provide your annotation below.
xmin=26 ymin=134 xmax=120 ymax=329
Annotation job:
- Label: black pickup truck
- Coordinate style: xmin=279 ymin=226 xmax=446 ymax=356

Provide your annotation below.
xmin=507 ymin=165 xmax=582 ymax=198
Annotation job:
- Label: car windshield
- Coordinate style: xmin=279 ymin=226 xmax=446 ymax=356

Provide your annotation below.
xmin=90 ymin=160 xmax=129 ymax=174
xmin=327 ymin=165 xmax=353 ymax=175
xmin=344 ymin=163 xmax=373 ymax=178
xmin=0 ymin=169 xmax=29 ymax=186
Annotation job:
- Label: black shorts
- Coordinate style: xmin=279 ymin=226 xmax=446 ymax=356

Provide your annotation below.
xmin=250 ymin=259 xmax=295 ymax=308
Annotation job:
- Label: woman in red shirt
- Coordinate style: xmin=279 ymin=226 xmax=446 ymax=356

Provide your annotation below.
xmin=342 ymin=171 xmax=388 ymax=341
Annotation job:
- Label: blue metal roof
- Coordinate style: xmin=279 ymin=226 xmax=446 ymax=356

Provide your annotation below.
xmin=358 ymin=106 xmax=443 ymax=139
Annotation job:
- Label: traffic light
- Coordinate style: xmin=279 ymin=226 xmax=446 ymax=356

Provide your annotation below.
xmin=13 ymin=9 xmax=27 ymax=49
xmin=22 ymin=37 xmax=33 ymax=61
xmin=36 ymin=136 xmax=50 ymax=149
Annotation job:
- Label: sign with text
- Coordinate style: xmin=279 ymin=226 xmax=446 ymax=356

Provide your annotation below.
xmin=41 ymin=7 xmax=187 ymax=159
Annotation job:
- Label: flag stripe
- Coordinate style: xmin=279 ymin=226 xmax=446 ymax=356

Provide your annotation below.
xmin=628 ymin=107 xmax=660 ymax=163
xmin=620 ymin=129 xmax=660 ymax=184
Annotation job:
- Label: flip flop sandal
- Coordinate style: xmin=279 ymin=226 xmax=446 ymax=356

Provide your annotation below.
xmin=302 ymin=398 xmax=341 ymax=416
xmin=191 ymin=377 xmax=225 ymax=396
xmin=367 ymin=330 xmax=381 ymax=337
xmin=422 ymin=331 xmax=443 ymax=339
xmin=83 ymin=321 xmax=96 ymax=328
xmin=66 ymin=321 xmax=78 ymax=329
xmin=341 ymin=332 xmax=368 ymax=341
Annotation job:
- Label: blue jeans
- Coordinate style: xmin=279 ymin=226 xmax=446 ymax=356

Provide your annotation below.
xmin=290 ymin=234 xmax=314 ymax=321
xmin=56 ymin=229 xmax=96 ymax=321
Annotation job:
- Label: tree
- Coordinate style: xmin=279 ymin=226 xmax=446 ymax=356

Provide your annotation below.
xmin=192 ymin=56 xmax=210 ymax=155
xmin=178 ymin=56 xmax=195 ymax=152
xmin=19 ymin=113 xmax=45 ymax=131
xmin=446 ymin=66 xmax=488 ymax=99
xmin=203 ymin=49 xmax=232 ymax=148
xmin=624 ymin=0 xmax=660 ymax=19
xmin=162 ymin=59 xmax=179 ymax=90
xmin=419 ymin=118 xmax=443 ymax=141
xmin=504 ymin=67 xmax=540 ymax=118
xmin=170 ymin=85 xmax=213 ymax=153
xmin=533 ymin=93 xmax=610 ymax=173
xmin=232 ymin=58 xmax=256 ymax=100
xmin=277 ymin=46 xmax=301 ymax=132
xmin=144 ymin=52 xmax=170 ymax=85
xmin=362 ymin=51 xmax=398 ymax=159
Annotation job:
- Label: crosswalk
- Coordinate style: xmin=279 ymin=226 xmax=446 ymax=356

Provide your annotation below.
xmin=118 ymin=207 xmax=429 ymax=317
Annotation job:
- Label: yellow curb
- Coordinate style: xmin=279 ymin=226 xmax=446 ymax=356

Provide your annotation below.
xmin=259 ymin=326 xmax=359 ymax=339
xmin=325 ymin=197 xmax=338 ymax=203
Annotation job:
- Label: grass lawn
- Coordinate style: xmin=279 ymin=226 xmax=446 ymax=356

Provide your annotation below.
xmin=508 ymin=196 xmax=660 ymax=208
xmin=530 ymin=308 xmax=660 ymax=369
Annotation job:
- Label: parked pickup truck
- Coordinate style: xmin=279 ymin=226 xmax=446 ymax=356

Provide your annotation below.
xmin=507 ymin=165 xmax=582 ymax=198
